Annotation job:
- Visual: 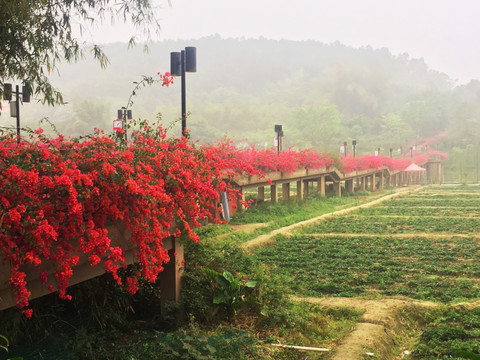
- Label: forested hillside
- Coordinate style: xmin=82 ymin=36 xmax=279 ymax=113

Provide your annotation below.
xmin=10 ymin=35 xmax=480 ymax=178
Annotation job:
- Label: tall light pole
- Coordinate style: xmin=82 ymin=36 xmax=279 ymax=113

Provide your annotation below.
xmin=352 ymin=140 xmax=357 ymax=157
xmin=344 ymin=141 xmax=348 ymax=156
xmin=3 ymin=83 xmax=30 ymax=143
xmin=275 ymin=124 xmax=283 ymax=155
xmin=170 ymin=47 xmax=196 ymax=137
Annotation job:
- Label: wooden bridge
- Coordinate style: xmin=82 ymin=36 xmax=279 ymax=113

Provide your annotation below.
xmin=233 ymin=157 xmax=443 ymax=208
xmin=0 ymin=157 xmax=444 ymax=312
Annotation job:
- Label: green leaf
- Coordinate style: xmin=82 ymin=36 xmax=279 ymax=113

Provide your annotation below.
xmin=222 ymin=271 xmax=234 ymax=283
xmin=202 ymin=268 xmax=220 ymax=280
xmin=206 ymin=344 xmax=217 ymax=354
xmin=0 ymin=335 xmax=9 ymax=346
xmin=0 ymin=335 xmax=9 ymax=352
xmin=245 ymin=280 xmax=257 ymax=288
xmin=215 ymin=275 xmax=230 ymax=288
xmin=213 ymin=291 xmax=228 ymax=304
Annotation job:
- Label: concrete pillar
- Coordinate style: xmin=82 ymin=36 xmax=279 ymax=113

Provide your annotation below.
xmin=355 ymin=177 xmax=360 ymax=191
xmin=318 ymin=176 xmax=326 ymax=197
xmin=258 ymin=186 xmax=265 ymax=202
xmin=346 ymin=179 xmax=354 ymax=193
xmin=237 ymin=188 xmax=246 ymax=211
xmin=297 ymin=180 xmax=304 ymax=202
xmin=371 ymin=174 xmax=376 ymax=191
xmin=333 ymin=181 xmax=342 ymax=197
xmin=439 ymin=163 xmax=443 ymax=184
xmin=361 ymin=176 xmax=366 ymax=191
xmin=282 ymin=182 xmax=290 ymax=200
xmin=303 ymin=180 xmax=309 ymax=198
xmin=379 ymin=173 xmax=384 ymax=189
xmin=159 ymin=237 xmax=184 ymax=313
xmin=271 ymin=183 xmax=278 ymax=203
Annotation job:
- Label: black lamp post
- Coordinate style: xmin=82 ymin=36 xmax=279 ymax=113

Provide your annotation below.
xmin=344 ymin=141 xmax=348 ymax=156
xmin=274 ymin=124 xmax=283 ymax=155
xmin=116 ymin=108 xmax=132 ymax=141
xmin=410 ymin=146 xmax=413 ymax=158
xmin=390 ymin=147 xmax=393 ymax=158
xmin=170 ymin=46 xmax=197 ymax=137
xmin=3 ymin=83 xmax=30 ymax=143
xmin=352 ymin=140 xmax=357 ymax=157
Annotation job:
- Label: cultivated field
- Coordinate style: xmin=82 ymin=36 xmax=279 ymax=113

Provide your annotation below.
xmin=253 ymin=185 xmax=480 ymax=359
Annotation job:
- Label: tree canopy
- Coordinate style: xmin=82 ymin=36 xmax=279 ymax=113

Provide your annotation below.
xmin=0 ymin=0 xmax=161 ymax=104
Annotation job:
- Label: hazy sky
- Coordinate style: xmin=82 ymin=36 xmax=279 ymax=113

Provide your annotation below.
xmin=88 ymin=0 xmax=479 ymax=84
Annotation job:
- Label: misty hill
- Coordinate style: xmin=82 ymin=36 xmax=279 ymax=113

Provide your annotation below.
xmin=14 ymin=36 xmax=480 ymax=157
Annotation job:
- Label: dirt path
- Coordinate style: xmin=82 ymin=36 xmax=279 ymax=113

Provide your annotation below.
xmin=241 ymin=186 xmax=423 ymax=251
xmin=291 ymin=296 xmax=439 ymax=359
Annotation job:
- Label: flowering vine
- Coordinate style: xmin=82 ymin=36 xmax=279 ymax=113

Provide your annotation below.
xmin=0 ymin=122 xmax=254 ymax=317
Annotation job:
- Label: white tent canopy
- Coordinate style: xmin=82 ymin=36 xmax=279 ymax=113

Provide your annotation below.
xmin=404 ymin=163 xmax=426 ymax=172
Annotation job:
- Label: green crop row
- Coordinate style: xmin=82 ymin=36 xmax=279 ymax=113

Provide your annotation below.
xmin=302 ymin=215 xmax=480 ymax=234
xmin=357 ymin=206 xmax=480 ymax=217
xmin=413 ymin=306 xmax=480 ymax=358
xmin=380 ymin=197 xmax=480 ymax=207
xmin=255 ymin=234 xmax=480 ymax=303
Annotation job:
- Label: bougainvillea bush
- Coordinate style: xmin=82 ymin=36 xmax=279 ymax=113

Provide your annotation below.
xmin=232 ymin=146 xmax=334 ymax=173
xmin=340 ymin=152 xmax=447 ymax=173
xmin=0 ymin=122 xmax=261 ymax=318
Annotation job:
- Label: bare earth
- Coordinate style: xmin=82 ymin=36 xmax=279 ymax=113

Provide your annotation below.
xmin=292 ymin=296 xmax=438 ymax=359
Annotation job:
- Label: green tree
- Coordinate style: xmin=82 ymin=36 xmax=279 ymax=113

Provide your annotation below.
xmin=0 ymin=0 xmax=161 ymax=105
xmin=380 ymin=113 xmax=414 ymax=148
xmin=289 ymin=103 xmax=343 ymax=151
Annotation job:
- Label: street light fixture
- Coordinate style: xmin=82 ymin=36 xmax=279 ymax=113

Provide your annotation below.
xmin=274 ymin=124 xmax=283 ymax=155
xmin=170 ymin=46 xmax=197 ymax=137
xmin=3 ymin=83 xmax=30 ymax=143
xmin=115 ymin=108 xmax=132 ymax=141
xmin=352 ymin=140 xmax=357 ymax=157
xmin=344 ymin=141 xmax=348 ymax=156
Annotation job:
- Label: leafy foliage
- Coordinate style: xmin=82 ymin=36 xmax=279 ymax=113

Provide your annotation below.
xmin=202 ymin=268 xmax=256 ymax=316
xmin=0 ymin=122 xmax=258 ymax=316
xmin=413 ymin=307 xmax=480 ymax=359
xmin=0 ymin=0 xmax=160 ymax=104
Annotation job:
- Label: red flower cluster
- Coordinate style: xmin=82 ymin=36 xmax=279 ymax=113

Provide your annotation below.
xmin=0 ymin=123 xmax=255 ymax=316
xmin=158 ymin=72 xmax=174 ymax=87
xmin=233 ymin=147 xmax=334 ymax=173
xmin=340 ymin=151 xmax=447 ymax=173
